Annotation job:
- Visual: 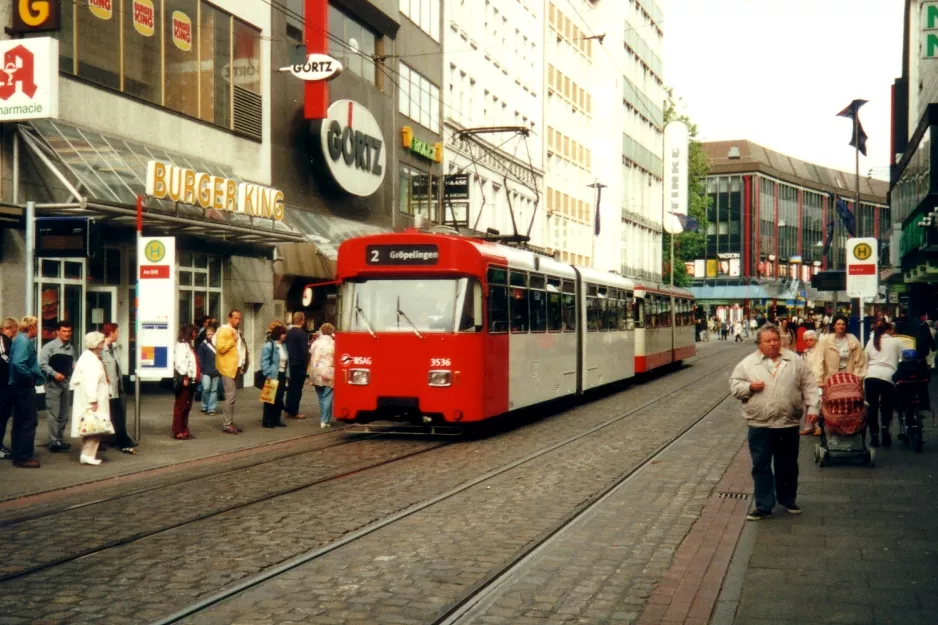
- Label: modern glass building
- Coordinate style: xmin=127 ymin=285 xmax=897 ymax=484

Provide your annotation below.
xmin=689 ymin=141 xmax=889 ymax=318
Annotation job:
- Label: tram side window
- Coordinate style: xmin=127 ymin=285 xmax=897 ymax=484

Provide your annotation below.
xmin=605 ymin=288 xmax=619 ymax=331
xmin=547 ymin=278 xmax=563 ymax=332
xmin=617 ymin=294 xmax=627 ymax=331
xmin=624 ymin=292 xmax=635 ymax=330
xmin=586 ymin=284 xmax=601 ymax=332
xmin=457 ymin=278 xmax=484 ymax=332
xmin=662 ymin=297 xmax=671 ymax=328
xmin=529 ymin=274 xmax=547 ymax=333
xmin=647 ymin=296 xmax=657 ymax=328
xmin=562 ymin=280 xmax=576 ymax=332
xmin=510 ymin=271 xmax=529 ymax=333
xmin=487 ymin=267 xmax=509 ymax=334
xmin=634 ymin=295 xmax=644 ymax=328
xmin=675 ymin=300 xmax=683 ymax=326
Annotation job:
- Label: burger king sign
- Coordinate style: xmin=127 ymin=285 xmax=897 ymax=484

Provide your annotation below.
xmin=172 ymin=10 xmax=192 ymax=52
xmin=133 ymin=0 xmax=156 ymax=37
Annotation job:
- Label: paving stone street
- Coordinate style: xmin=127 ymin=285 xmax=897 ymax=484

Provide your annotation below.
xmin=0 ymin=340 xmax=936 ymax=625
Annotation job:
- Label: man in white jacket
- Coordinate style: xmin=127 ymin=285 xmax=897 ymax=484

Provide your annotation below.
xmin=730 ymin=324 xmax=820 ymax=521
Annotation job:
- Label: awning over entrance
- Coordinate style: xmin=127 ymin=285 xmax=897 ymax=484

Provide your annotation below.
xmin=285 ymin=209 xmax=391 ymax=261
xmin=18 ymin=120 xmax=306 ymax=246
xmin=690 ymin=284 xmax=771 ymax=301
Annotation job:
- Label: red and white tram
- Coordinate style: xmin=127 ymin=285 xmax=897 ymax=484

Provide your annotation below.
xmin=331 ymin=230 xmax=694 ymax=426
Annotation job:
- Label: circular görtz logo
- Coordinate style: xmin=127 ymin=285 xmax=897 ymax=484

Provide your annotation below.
xmin=853 ymin=242 xmax=872 ymax=261
xmin=144 ymin=240 xmax=166 ymax=263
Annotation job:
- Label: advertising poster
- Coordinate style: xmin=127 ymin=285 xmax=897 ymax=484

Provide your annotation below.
xmin=694 ymin=259 xmax=706 ymax=278
xmin=137 ymin=237 xmax=176 ymax=380
xmin=729 ymin=258 xmax=741 ymax=277
xmin=706 ymin=259 xmax=718 ymax=277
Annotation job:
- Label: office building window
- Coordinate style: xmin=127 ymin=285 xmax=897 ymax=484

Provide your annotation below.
xmin=399 ymin=63 xmax=440 ymax=131
xmin=400 ymin=0 xmax=439 ymax=41
xmin=51 ymin=0 xmax=262 ymax=138
xmin=329 ymin=4 xmax=376 ymax=84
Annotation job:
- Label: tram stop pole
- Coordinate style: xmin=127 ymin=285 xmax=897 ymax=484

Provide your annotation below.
xmin=134 ymin=195 xmax=142 ymax=442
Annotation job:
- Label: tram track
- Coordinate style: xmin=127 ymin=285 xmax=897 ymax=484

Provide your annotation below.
xmin=0 ymin=438 xmax=449 ymax=583
xmin=150 ymin=344 xmax=743 ymax=625
xmin=0 ymin=341 xmax=736 ymax=532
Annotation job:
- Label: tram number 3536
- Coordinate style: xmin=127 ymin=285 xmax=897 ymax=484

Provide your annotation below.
xmin=430 ymin=358 xmax=452 ymax=367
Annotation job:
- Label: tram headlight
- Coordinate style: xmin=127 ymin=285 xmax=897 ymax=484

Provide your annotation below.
xmin=428 ymin=370 xmax=452 ymax=387
xmin=349 ymin=369 xmax=370 ymax=385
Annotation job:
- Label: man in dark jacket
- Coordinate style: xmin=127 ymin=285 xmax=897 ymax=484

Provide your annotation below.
xmin=9 ymin=317 xmax=43 ymax=468
xmin=0 ymin=317 xmax=18 ymax=459
xmin=284 ymin=312 xmax=309 ymax=419
xmin=916 ymin=311 xmax=936 ymax=361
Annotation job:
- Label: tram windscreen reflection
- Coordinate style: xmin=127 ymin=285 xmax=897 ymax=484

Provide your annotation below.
xmin=343 ymin=279 xmax=460 ymax=333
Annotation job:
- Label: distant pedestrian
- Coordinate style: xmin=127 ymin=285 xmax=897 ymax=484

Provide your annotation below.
xmin=799 ymin=330 xmax=823 ymax=436
xmin=721 ymin=320 xmax=729 ymax=341
xmin=101 ymin=323 xmax=136 ymax=453
xmin=309 ymin=323 xmax=335 ymax=429
xmin=733 ymin=321 xmax=743 ymax=342
xmin=730 ymin=324 xmax=819 ymax=520
xmin=260 ymin=325 xmax=288 ymax=428
xmin=194 ymin=315 xmax=212 ymax=349
xmin=779 ymin=319 xmax=795 ymax=351
xmin=172 ymin=324 xmax=200 ymax=440
xmin=39 ymin=320 xmax=75 ymax=453
xmin=214 ymin=310 xmax=247 ymax=435
xmin=70 ymin=332 xmax=112 ymax=466
xmin=915 ymin=311 xmax=936 ymax=362
xmin=197 ymin=326 xmax=219 ymax=416
xmin=0 ymin=317 xmax=17 ymax=459
xmin=864 ymin=322 xmax=902 ymax=448
xmin=284 ymin=312 xmax=309 ymax=419
xmin=9 ymin=317 xmax=43 ymax=468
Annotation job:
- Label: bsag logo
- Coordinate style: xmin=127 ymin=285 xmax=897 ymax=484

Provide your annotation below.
xmin=0 ymin=45 xmax=37 ymax=101
xmin=339 ymin=354 xmax=372 ymax=367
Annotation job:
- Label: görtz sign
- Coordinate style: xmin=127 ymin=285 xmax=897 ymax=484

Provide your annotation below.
xmin=145 ymin=160 xmax=285 ymax=221
xmin=0 ymin=36 xmax=59 ymax=122
xmin=319 ymin=99 xmax=386 ymax=197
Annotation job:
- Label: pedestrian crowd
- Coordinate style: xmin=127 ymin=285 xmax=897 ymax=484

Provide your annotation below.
xmin=0 ymin=309 xmax=337 ymax=469
xmin=730 ymin=310 xmax=936 ymax=521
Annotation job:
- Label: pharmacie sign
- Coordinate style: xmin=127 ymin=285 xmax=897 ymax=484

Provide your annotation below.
xmin=0 ymin=36 xmax=58 ymax=122
xmin=402 ymin=126 xmax=442 ymax=162
xmin=145 ymin=160 xmax=285 ymax=221
xmin=318 ymin=99 xmax=386 ymax=197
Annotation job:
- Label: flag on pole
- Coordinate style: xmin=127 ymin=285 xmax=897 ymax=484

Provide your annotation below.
xmin=836 ymin=99 xmax=868 ymax=156
xmin=821 ymin=219 xmax=835 ymax=258
xmin=670 ymin=213 xmax=699 ymax=232
xmin=835 ymin=197 xmax=857 ymax=237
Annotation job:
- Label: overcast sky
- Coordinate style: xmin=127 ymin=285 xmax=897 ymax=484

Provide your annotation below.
xmin=664 ymin=0 xmax=904 ymax=181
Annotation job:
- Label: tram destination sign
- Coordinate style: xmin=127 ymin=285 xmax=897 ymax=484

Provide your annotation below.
xmin=366 ymin=244 xmax=439 ymax=266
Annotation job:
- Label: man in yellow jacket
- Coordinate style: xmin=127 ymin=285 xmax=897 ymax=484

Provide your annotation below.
xmin=213 ymin=310 xmax=248 ymax=434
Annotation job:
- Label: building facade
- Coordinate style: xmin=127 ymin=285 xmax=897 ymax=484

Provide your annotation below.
xmin=889 ymin=0 xmax=938 ymax=317
xmin=0 ymin=0 xmax=296 ymax=380
xmin=691 ymin=141 xmax=889 ymax=319
xmin=440 ymin=0 xmax=544 ymax=245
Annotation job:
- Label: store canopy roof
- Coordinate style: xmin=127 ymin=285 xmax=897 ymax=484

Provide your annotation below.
xmin=690 ymin=279 xmax=803 ymax=302
xmin=285 ymin=209 xmax=390 ymax=261
xmin=18 ymin=120 xmax=306 ymax=246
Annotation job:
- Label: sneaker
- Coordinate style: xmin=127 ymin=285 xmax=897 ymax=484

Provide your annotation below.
xmin=199 ymin=409 xmax=207 ymax=415
xmin=784 ymin=504 xmax=802 ymax=515
xmin=48 ymin=441 xmax=71 ymax=452
xmin=0 ymin=446 xmax=12 ymax=460
xmin=746 ymin=509 xmax=773 ymax=521
xmin=209 ymin=410 xmax=217 ymax=416
xmin=320 ymin=422 xmax=332 ymax=429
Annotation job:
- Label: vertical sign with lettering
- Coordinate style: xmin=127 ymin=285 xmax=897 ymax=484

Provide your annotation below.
xmin=663 ymin=121 xmax=689 ymax=234
xmin=136 ymin=236 xmax=176 ymax=380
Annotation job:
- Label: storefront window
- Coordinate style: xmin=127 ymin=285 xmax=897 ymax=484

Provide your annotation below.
xmin=199 ymin=2 xmax=231 ymax=127
xmin=178 ymin=251 xmax=223 ymax=324
xmin=44 ymin=0 xmax=261 ymax=137
xmin=35 ymin=259 xmax=85 ymax=352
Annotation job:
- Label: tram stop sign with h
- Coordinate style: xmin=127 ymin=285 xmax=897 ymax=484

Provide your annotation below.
xmin=846 ymin=237 xmax=878 ymax=298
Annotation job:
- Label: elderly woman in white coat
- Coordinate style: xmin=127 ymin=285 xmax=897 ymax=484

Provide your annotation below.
xmin=70 ymin=332 xmax=112 ymax=465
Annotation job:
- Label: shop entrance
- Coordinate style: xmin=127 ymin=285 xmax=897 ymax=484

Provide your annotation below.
xmin=86 ymin=287 xmax=119 ymax=334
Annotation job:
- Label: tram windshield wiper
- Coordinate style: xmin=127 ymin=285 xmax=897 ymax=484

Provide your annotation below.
xmin=396 ymin=296 xmax=424 ymax=339
xmin=355 ymin=294 xmax=377 ymax=338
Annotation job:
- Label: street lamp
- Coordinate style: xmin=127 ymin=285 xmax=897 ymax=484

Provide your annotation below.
xmin=586 ymin=180 xmax=607 ymax=269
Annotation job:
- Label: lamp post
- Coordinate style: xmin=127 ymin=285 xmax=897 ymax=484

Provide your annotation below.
xmin=587 ymin=180 xmax=607 ymax=269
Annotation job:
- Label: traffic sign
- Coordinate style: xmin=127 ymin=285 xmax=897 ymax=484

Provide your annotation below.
xmin=846 ymin=237 xmax=878 ymax=298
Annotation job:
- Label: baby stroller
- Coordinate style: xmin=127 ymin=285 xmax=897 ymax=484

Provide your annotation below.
xmin=893 ymin=350 xmax=931 ymax=453
xmin=814 ymin=372 xmax=874 ymax=468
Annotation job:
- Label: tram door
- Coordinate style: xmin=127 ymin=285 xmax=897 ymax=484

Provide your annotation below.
xmin=86 ymin=286 xmax=119 ymax=334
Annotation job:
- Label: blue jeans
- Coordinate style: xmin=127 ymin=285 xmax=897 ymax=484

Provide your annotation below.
xmin=315 ymin=386 xmax=333 ymax=424
xmin=748 ymin=426 xmax=800 ymax=513
xmin=201 ymin=375 xmax=219 ymax=413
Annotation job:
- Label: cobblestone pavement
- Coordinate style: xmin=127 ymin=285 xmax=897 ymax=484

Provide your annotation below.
xmin=708 ymin=376 xmax=938 ymax=625
xmin=0 ymin=342 xmax=745 ymax=624
xmin=434 ymin=397 xmax=747 ymax=625
xmin=175 ymin=349 xmax=746 ymax=625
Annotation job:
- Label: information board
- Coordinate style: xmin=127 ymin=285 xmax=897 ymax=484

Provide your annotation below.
xmin=136 ymin=237 xmax=176 ymax=380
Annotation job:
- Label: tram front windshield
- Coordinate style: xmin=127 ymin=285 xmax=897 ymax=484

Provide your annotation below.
xmin=341 ymin=278 xmax=479 ymax=334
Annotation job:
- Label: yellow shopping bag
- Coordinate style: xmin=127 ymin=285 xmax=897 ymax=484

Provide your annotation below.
xmin=259 ymin=378 xmax=279 ymax=404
